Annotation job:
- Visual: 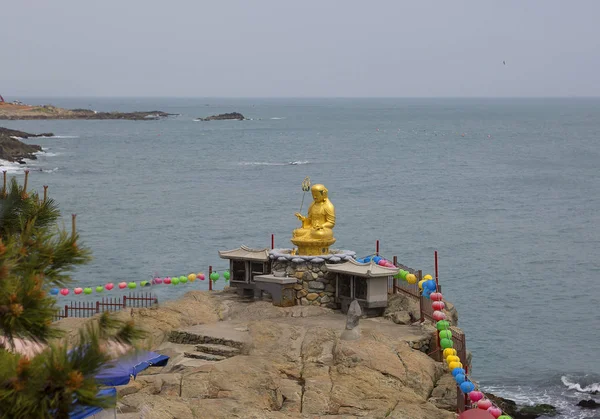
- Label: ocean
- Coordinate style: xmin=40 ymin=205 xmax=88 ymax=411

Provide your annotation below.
xmin=2 ymin=97 xmax=599 ymax=418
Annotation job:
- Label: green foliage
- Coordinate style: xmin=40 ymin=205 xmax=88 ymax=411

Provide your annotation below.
xmin=0 ymin=175 xmax=145 ymax=418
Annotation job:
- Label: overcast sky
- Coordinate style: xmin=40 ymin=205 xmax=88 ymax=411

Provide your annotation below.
xmin=2 ymin=0 xmax=599 ymax=97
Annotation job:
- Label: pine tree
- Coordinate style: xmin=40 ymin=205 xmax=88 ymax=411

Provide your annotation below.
xmin=0 ymin=173 xmax=145 ymax=418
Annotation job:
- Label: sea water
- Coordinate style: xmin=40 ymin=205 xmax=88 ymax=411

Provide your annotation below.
xmin=2 ymin=97 xmax=599 ymax=418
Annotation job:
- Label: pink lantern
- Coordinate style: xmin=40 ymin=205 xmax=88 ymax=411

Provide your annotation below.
xmin=469 ymin=391 xmax=484 ymax=402
xmin=118 ymin=282 xmax=127 ymax=289
xmin=74 ymin=287 xmax=83 ymax=295
xmin=487 ymin=407 xmax=502 ymax=418
xmin=198 ymin=274 xmax=205 ymax=281
xmin=164 ymin=277 xmax=172 ymax=284
xmin=378 ymin=260 xmax=387 ymax=266
xmin=153 ymin=277 xmax=163 ymax=284
xmin=105 ymin=283 xmax=114 ymax=291
xmin=60 ymin=288 xmax=69 ymax=296
xmin=430 ymin=292 xmax=444 ymax=301
xmin=477 ymin=399 xmax=493 ymax=410
xmin=432 ymin=301 xmax=445 ymax=311
xmin=433 ymin=310 xmax=446 ymax=321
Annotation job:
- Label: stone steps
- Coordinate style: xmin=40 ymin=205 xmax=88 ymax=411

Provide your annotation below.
xmin=183 ymin=351 xmax=227 ymax=362
xmin=195 ymin=343 xmax=240 ymax=358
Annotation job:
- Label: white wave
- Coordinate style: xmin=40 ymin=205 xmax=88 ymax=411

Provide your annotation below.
xmin=270 ymin=117 xmax=286 ymax=120
xmin=42 ymin=167 xmax=59 ymax=173
xmin=0 ymin=160 xmax=28 ymax=173
xmin=10 ymin=136 xmax=24 ymax=140
xmin=40 ymin=135 xmax=79 ymax=139
xmin=239 ymin=160 xmax=310 ymax=166
xmin=561 ymin=376 xmax=600 ymax=393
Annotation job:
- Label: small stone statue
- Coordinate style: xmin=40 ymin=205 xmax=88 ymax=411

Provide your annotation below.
xmin=340 ymin=300 xmax=362 ymax=341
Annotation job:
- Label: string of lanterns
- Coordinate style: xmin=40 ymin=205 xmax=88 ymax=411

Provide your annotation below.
xmin=49 ymin=270 xmax=232 ymax=296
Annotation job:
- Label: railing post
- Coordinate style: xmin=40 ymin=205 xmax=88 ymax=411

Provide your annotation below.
xmin=209 ymin=265 xmax=213 ymax=291
xmin=96 ymin=301 xmax=100 ymax=314
xmin=271 ymin=234 xmax=274 ymax=250
xmin=392 ymin=256 xmax=398 ymax=293
xmin=376 ymin=240 xmax=379 ymax=256
xmin=434 ymin=250 xmax=439 ymax=288
xmin=123 ymin=296 xmax=127 ymax=308
xmin=418 ymin=270 xmax=424 ymax=322
xmin=65 ymin=305 xmax=69 ymax=318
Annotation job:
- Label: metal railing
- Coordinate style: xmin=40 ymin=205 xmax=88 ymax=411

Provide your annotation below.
xmin=53 ymin=292 xmax=158 ymax=321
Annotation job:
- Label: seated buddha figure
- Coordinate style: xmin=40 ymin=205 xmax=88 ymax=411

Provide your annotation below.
xmin=292 ymin=184 xmax=336 ymax=255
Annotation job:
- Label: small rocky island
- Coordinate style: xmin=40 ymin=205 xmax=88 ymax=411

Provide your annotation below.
xmin=0 ymin=102 xmax=176 ymax=120
xmin=195 ymin=112 xmax=245 ymax=121
xmin=0 ymin=127 xmax=47 ymax=163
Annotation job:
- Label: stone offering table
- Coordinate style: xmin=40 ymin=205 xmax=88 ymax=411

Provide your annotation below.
xmin=254 ymin=275 xmax=297 ymax=307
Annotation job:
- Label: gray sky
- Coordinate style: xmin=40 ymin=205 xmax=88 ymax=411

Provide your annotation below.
xmin=2 ymin=0 xmax=599 ymax=97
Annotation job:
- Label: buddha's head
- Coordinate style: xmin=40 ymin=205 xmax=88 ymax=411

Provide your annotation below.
xmin=311 ymin=184 xmax=328 ymax=203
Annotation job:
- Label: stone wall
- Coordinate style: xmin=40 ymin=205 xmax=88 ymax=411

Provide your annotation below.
xmin=269 ymin=249 xmax=355 ymax=308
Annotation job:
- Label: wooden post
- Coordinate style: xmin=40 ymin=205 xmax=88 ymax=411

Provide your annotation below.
xmin=123 ymin=296 xmax=127 ymax=309
xmin=271 ymin=234 xmax=274 ymax=250
xmin=71 ymin=214 xmax=77 ymax=240
xmin=1 ymin=170 xmax=6 ymax=198
xmin=64 ymin=305 xmax=69 ymax=318
xmin=96 ymin=301 xmax=100 ymax=313
xmin=418 ymin=270 xmax=424 ymax=322
xmin=43 ymin=185 xmax=48 ymax=202
xmin=434 ymin=250 xmax=439 ymax=288
xmin=209 ymin=265 xmax=213 ymax=291
xmin=392 ymin=256 xmax=398 ymax=293
xmin=376 ymin=240 xmax=379 ymax=255
xmin=22 ymin=170 xmax=29 ymax=197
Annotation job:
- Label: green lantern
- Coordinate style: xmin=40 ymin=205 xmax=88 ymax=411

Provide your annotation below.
xmin=140 ymin=280 xmax=148 ymax=287
xmin=128 ymin=282 xmax=137 ymax=289
xmin=95 ymin=286 xmax=104 ymax=293
xmin=223 ymin=271 xmax=231 ymax=280
xmin=399 ymin=270 xmax=408 ymax=280
xmin=440 ymin=338 xmax=453 ymax=349
xmin=180 ymin=276 xmax=188 ymax=283
xmin=439 ymin=330 xmax=452 ymax=339
xmin=172 ymin=277 xmax=180 ymax=285
xmin=83 ymin=287 xmax=93 ymax=295
xmin=436 ymin=320 xmax=450 ymax=331
xmin=210 ymin=272 xmax=219 ymax=281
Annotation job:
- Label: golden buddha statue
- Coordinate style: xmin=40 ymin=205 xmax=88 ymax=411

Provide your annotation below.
xmin=291 ymin=184 xmax=336 ymax=255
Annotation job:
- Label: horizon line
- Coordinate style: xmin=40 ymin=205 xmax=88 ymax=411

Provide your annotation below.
xmin=3 ymin=95 xmax=600 ymax=100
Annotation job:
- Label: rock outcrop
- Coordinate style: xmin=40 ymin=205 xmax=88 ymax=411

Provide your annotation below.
xmin=195 ymin=112 xmax=245 ymax=121
xmin=0 ymin=103 xmax=176 ymax=120
xmin=0 ymin=127 xmax=45 ymax=163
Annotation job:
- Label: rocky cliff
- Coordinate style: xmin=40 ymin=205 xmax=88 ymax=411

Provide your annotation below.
xmin=195 ymin=112 xmax=245 ymax=121
xmin=0 ymin=127 xmax=47 ymax=163
xmin=0 ymin=103 xmax=176 ymax=120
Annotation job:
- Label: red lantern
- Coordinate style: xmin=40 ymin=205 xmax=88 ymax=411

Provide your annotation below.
xmin=105 ymin=283 xmax=114 ymax=291
xmin=469 ymin=391 xmax=484 ymax=402
xmin=477 ymin=399 xmax=493 ymax=410
xmin=60 ymin=288 xmax=69 ymax=296
xmin=74 ymin=287 xmax=83 ymax=295
xmin=432 ymin=301 xmax=445 ymax=311
xmin=487 ymin=407 xmax=502 ymax=418
xmin=118 ymin=282 xmax=127 ymax=289
xmin=433 ymin=311 xmax=446 ymax=321
xmin=430 ymin=292 xmax=443 ymax=301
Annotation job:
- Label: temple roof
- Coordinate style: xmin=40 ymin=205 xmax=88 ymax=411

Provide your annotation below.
xmin=325 ymin=259 xmax=399 ymax=278
xmin=218 ymin=246 xmax=270 ymax=261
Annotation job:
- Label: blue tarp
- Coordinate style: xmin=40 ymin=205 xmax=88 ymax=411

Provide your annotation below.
xmin=70 ymin=387 xmax=116 ymax=419
xmin=95 ymin=350 xmax=170 ymax=386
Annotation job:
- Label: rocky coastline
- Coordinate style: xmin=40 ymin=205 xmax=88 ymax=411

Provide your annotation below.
xmin=195 ymin=112 xmax=245 ymax=121
xmin=0 ymin=127 xmax=47 ymax=163
xmin=0 ymin=102 xmax=177 ymax=120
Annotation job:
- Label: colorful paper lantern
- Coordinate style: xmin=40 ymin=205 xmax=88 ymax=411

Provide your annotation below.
xmin=127 ymin=282 xmax=137 ymax=289
xmin=418 ymin=279 xmax=426 ymax=290
xmin=164 ymin=277 xmax=172 ymax=284
xmin=372 ymin=256 xmax=382 ymax=263
xmin=377 ymin=259 xmax=387 ymax=266
xmin=140 ymin=280 xmax=149 ymax=287
xmin=451 ymin=367 xmax=465 ymax=377
xmin=436 ymin=320 xmax=450 ymax=331
xmin=406 ymin=274 xmax=417 ymax=284
xmin=433 ymin=310 xmax=447 ymax=321
xmin=180 ymin=277 xmax=188 ymax=283
xmin=172 ymin=277 xmax=180 ymax=285
xmin=469 ymin=391 xmax=484 ymax=402
xmin=83 ymin=287 xmax=92 ymax=295
xmin=446 ymin=355 xmax=460 ymax=364
xmin=460 ymin=381 xmax=475 ymax=393
xmin=60 ymin=288 xmax=69 ymax=296
xmin=477 ymin=399 xmax=493 ymax=410
xmin=448 ymin=361 xmax=462 ymax=371
xmin=430 ymin=292 xmax=443 ymax=301
xmin=443 ymin=348 xmax=457 ymax=358
xmin=223 ymin=271 xmax=231 ymax=280
xmin=432 ymin=301 xmax=445 ymax=311
xmin=440 ymin=330 xmax=453 ymax=340
xmin=423 ymin=274 xmax=433 ymax=280
xmin=425 ymin=280 xmax=437 ymax=291
xmin=488 ymin=407 xmax=502 ymax=418
xmin=153 ymin=277 xmax=163 ymax=284
xmin=455 ymin=374 xmax=466 ymax=384
xmin=74 ymin=287 xmax=83 ymax=295
xmin=497 ymin=416 xmax=512 ymax=419
xmin=96 ymin=286 xmax=104 ymax=293
xmin=198 ymin=273 xmax=205 ymax=280
xmin=210 ymin=272 xmax=219 ymax=281
xmin=50 ymin=288 xmax=59 ymax=295
xmin=399 ymin=270 xmax=408 ymax=280
xmin=440 ymin=338 xmax=453 ymax=349
xmin=188 ymin=273 xmax=197 ymax=281
xmin=118 ymin=282 xmax=127 ymax=289
xmin=105 ymin=283 xmax=114 ymax=291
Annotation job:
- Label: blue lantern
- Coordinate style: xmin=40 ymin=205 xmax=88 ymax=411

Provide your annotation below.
xmin=455 ymin=374 xmax=466 ymax=384
xmin=452 ymin=367 xmax=466 ymax=377
xmin=460 ymin=381 xmax=475 ymax=394
xmin=373 ymin=256 xmax=382 ymax=263
xmin=50 ymin=288 xmax=59 ymax=295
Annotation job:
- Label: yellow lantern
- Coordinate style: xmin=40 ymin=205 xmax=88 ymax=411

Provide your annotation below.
xmin=448 ymin=361 xmax=463 ymax=371
xmin=188 ymin=273 xmax=197 ymax=282
xmin=446 ymin=355 xmax=460 ymax=364
xmin=418 ymin=279 xmax=426 ymax=290
xmin=406 ymin=274 xmax=417 ymax=284
xmin=423 ymin=274 xmax=433 ymax=280
xmin=443 ymin=348 xmax=457 ymax=358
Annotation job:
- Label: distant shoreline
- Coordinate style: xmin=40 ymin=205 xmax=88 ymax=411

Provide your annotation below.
xmin=0 ymin=102 xmax=178 ymax=120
